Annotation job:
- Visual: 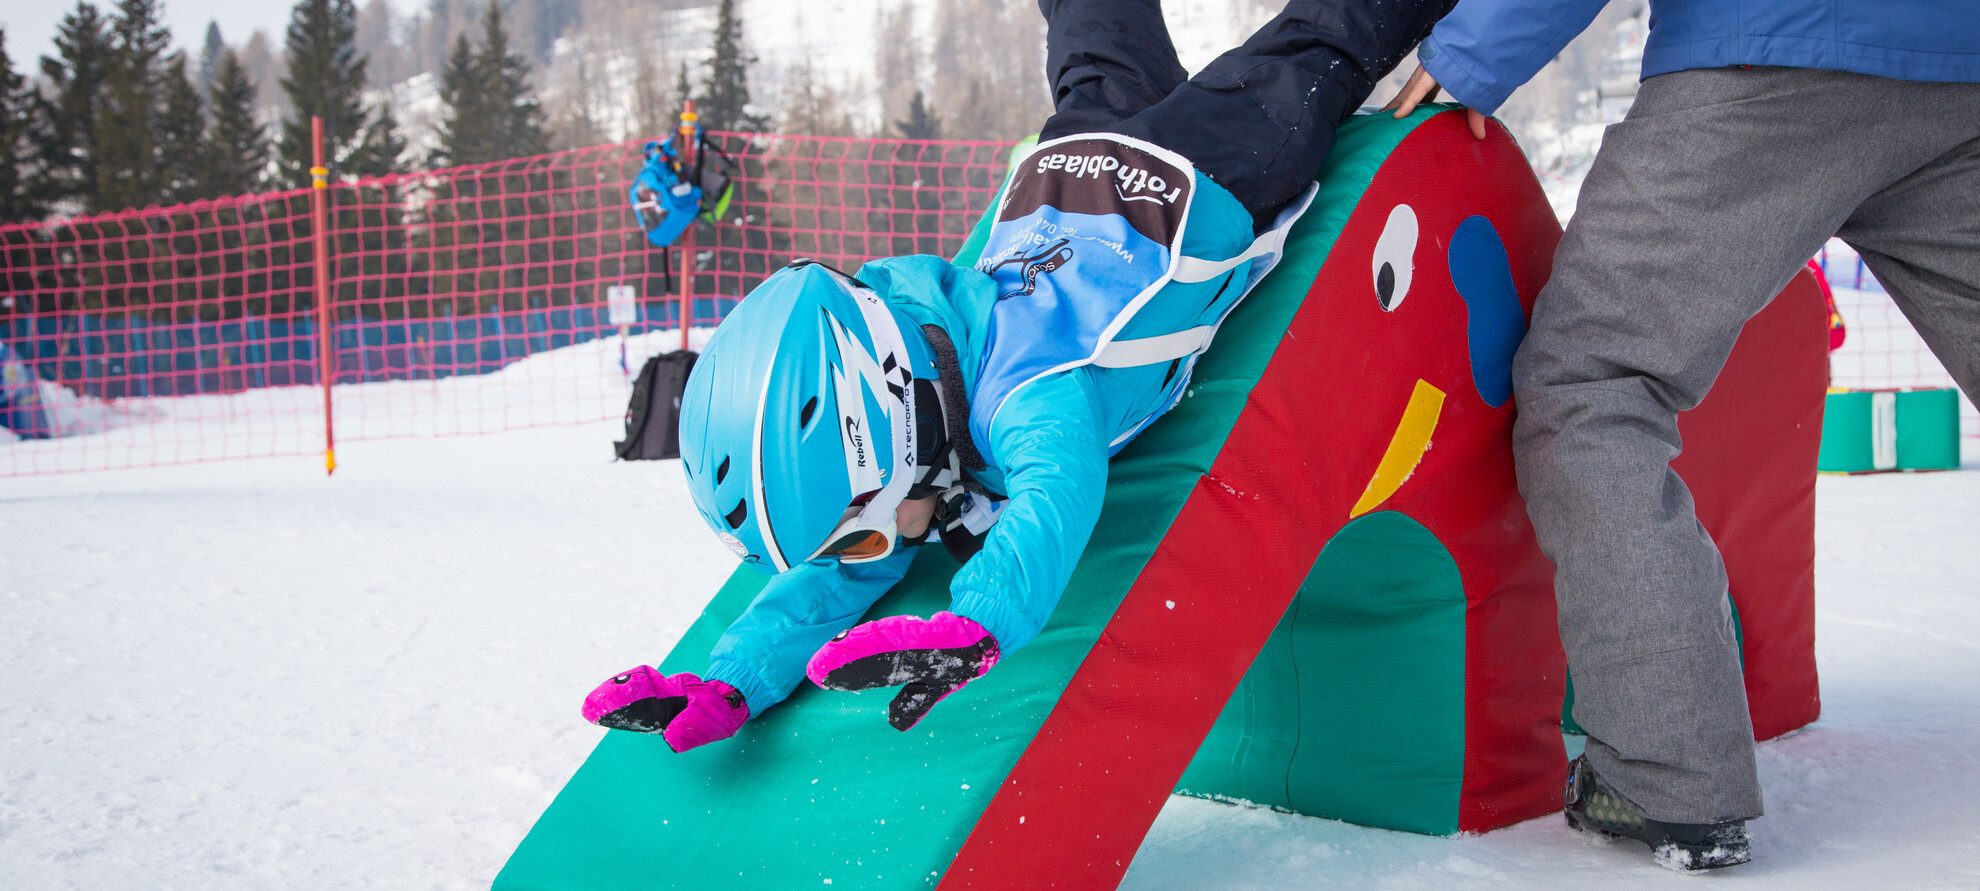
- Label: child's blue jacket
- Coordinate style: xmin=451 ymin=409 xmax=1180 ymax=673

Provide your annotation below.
xmin=705 ymin=161 xmax=1291 ymax=712
xmin=629 ymin=140 xmax=702 ymax=248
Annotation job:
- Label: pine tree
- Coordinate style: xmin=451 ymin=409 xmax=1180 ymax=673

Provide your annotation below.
xmin=201 ymin=48 xmax=269 ymax=197
xmin=432 ymin=30 xmax=485 ymax=166
xmin=278 ymin=0 xmax=400 ymax=185
xmin=93 ymin=0 xmax=172 ymax=212
xmin=1 ymin=28 xmax=50 ymax=222
xmin=155 ymin=53 xmax=205 ymax=202
xmin=673 ymin=60 xmax=692 ymax=114
xmin=895 ymin=89 xmax=940 ymax=140
xmin=698 ymin=0 xmax=766 ymax=132
xmin=346 ymin=97 xmax=406 ymax=177
xmin=198 ymin=21 xmax=225 ymax=89
xmin=435 ymin=2 xmax=547 ymax=167
xmin=36 ymin=2 xmax=111 ymax=212
xmin=478 ymin=2 xmax=547 ymax=160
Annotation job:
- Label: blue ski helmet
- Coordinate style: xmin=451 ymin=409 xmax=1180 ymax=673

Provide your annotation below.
xmin=679 ymin=262 xmax=929 ymax=573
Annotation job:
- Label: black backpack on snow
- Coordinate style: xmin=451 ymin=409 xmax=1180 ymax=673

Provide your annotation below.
xmin=615 ymin=350 xmax=698 ymax=461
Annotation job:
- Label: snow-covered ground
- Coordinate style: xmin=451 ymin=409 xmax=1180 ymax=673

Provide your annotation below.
xmin=3 ymin=381 xmax=1977 ymax=888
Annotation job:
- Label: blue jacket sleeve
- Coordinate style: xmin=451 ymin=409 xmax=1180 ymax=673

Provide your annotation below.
xmin=1419 ymin=0 xmax=1613 ymax=114
xmin=947 ymin=370 xmax=1109 ymax=652
xmin=630 ymin=156 xmax=701 ymax=248
xmin=705 ymin=547 xmax=918 ymax=712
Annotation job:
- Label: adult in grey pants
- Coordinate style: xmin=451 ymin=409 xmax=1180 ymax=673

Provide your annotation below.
xmin=1386 ymin=0 xmax=1980 ymax=862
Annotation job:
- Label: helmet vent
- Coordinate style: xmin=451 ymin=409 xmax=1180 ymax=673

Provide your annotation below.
xmin=800 ymin=396 xmax=819 ymax=428
xmin=725 ymin=500 xmax=747 ymax=530
xmin=716 ymin=456 xmax=730 ymax=484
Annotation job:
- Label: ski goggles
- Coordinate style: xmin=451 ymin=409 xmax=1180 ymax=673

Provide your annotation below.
xmin=806 ymin=499 xmax=898 ymax=564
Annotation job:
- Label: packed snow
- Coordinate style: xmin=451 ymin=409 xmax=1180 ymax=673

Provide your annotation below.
xmin=2 ymin=358 xmax=1977 ymax=887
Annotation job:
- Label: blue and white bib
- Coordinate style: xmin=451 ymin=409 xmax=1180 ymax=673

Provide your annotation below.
xmin=971 ymin=133 xmax=1316 ymax=455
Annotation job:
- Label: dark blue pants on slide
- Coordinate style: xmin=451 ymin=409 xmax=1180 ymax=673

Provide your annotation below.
xmin=1037 ymin=0 xmax=1454 ymax=223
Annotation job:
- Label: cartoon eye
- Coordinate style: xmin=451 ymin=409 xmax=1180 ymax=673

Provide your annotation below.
xmin=1372 ymin=204 xmax=1418 ymax=311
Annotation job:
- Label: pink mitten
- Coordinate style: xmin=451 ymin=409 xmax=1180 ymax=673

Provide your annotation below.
xmin=806 ymin=611 xmax=999 ymax=731
xmin=581 ymin=666 xmax=749 ymax=753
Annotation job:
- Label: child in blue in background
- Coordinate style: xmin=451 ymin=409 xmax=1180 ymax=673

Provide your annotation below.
xmin=582 ymin=0 xmax=1455 ymax=753
xmin=628 ymin=104 xmax=730 ymax=250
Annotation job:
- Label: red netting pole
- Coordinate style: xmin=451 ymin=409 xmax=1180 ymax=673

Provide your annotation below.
xmin=678 ymin=101 xmax=700 ymax=353
xmin=680 ymin=223 xmax=695 ymax=352
xmin=311 ymin=116 xmax=337 ymax=475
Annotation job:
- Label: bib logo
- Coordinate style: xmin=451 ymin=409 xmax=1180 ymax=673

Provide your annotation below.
xmin=1036 ymin=152 xmax=1185 ymax=205
xmin=986 ymin=238 xmax=1074 ymax=301
xmin=995 ymin=135 xmax=1191 ymax=263
xmin=844 ymin=416 xmax=868 ymax=468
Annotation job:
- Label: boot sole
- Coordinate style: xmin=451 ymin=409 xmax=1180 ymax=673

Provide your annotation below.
xmin=1566 ymin=808 xmax=1752 ymax=873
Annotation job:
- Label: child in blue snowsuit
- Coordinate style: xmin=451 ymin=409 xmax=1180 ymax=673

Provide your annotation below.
xmin=629 ymin=113 xmax=725 ymax=249
xmin=582 ymin=0 xmax=1454 ymax=752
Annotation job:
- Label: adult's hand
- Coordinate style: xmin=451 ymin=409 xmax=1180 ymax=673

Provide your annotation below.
xmin=1382 ymin=65 xmax=1490 ymax=140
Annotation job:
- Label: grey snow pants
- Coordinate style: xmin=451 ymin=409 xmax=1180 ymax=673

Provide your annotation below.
xmin=1514 ymin=66 xmax=1980 ymax=824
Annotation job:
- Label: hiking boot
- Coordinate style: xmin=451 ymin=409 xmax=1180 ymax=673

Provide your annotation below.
xmin=1563 ymin=755 xmax=1753 ymax=872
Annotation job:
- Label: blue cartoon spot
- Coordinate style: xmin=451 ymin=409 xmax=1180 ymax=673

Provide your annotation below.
xmin=1447 ymin=216 xmax=1526 ymax=408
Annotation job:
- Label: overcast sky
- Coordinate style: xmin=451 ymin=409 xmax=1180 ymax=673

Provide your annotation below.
xmin=5 ymin=1 xmax=375 ymax=69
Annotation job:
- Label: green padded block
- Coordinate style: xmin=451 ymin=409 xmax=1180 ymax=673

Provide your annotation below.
xmin=495 ymin=109 xmax=1448 ymax=891
xmin=1177 ymin=512 xmax=1468 ymax=836
xmin=1818 ymin=390 xmax=1879 ymax=473
xmin=1819 ymin=388 xmax=1961 ymax=473
xmin=1896 ymin=388 xmax=1960 ymax=470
